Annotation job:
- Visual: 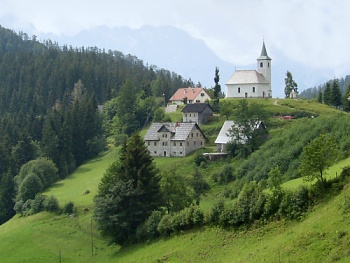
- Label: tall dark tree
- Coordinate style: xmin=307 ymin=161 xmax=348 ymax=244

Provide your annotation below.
xmin=343 ymin=83 xmax=350 ymax=112
xmin=332 ymin=78 xmax=342 ymax=108
xmin=94 ymin=133 xmax=162 ymax=245
xmin=284 ymin=71 xmax=298 ymax=98
xmin=0 ymin=171 xmax=16 ymax=224
xmin=212 ymin=67 xmax=221 ymax=113
xmin=323 ymin=82 xmax=333 ymax=105
xmin=317 ymin=89 xmax=323 ymax=103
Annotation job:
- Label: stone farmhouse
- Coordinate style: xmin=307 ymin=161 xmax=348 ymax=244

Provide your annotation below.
xmin=168 ymin=87 xmax=211 ymax=105
xmin=182 ymin=103 xmax=214 ymax=125
xmin=214 ymin=120 xmax=267 ymax=152
xmin=144 ymin=122 xmax=205 ymax=157
xmin=226 ymin=41 xmax=272 ymax=99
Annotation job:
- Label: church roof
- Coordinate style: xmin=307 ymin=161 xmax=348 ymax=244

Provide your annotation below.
xmin=226 ymin=70 xmax=269 ymax=85
xmin=257 ymin=41 xmax=271 ymax=60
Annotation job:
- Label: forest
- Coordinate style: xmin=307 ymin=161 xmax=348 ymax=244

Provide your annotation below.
xmin=0 ymin=25 xmax=193 ymax=224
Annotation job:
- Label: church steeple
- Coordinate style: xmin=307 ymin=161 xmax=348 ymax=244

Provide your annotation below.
xmin=257 ymin=40 xmax=272 ymax=97
xmin=258 ymin=40 xmax=271 ymax=60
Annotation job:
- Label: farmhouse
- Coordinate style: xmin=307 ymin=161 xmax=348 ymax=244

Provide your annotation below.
xmin=182 ymin=103 xmax=214 ymax=125
xmin=168 ymin=87 xmax=211 ymax=105
xmin=144 ymin=122 xmax=205 ymax=157
xmin=226 ymin=41 xmax=272 ymax=99
xmin=214 ymin=120 xmax=267 ymax=152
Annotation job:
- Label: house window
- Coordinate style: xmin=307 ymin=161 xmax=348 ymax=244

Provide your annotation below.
xmin=190 ymin=114 xmax=191 ymax=117
xmin=201 ymin=141 xmax=203 ymax=145
xmin=196 ymin=100 xmax=200 ymax=103
xmin=193 ymin=113 xmax=196 ymax=117
xmin=147 ymin=142 xmax=150 ymax=146
xmin=180 ymin=152 xmax=183 ymax=155
xmin=180 ymin=142 xmax=182 ymax=146
xmin=196 ymin=133 xmax=198 ymax=137
xmin=253 ymin=87 xmax=255 ymax=93
xmin=260 ymin=62 xmax=263 ymax=67
xmin=154 ymin=151 xmax=157 ymax=154
xmin=238 ymin=87 xmax=241 ymax=93
xmin=201 ymin=93 xmax=205 ymax=96
xmin=191 ymin=133 xmax=193 ymax=137
xmin=194 ymin=141 xmax=196 ymax=146
xmin=154 ymin=142 xmax=157 ymax=146
xmin=165 ymin=134 xmax=167 ymax=138
xmin=173 ymin=142 xmax=176 ymax=146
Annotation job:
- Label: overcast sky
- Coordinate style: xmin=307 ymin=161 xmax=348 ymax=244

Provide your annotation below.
xmin=1 ymin=0 xmax=349 ymax=91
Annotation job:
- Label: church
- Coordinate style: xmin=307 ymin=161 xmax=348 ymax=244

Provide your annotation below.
xmin=225 ymin=41 xmax=272 ymax=98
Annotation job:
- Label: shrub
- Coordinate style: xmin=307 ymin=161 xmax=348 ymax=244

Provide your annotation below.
xmin=136 ymin=210 xmax=163 ymax=242
xmin=62 ymin=201 xmax=75 ymax=214
xmin=43 ymin=195 xmax=60 ymax=212
xmin=31 ymin=194 xmax=46 ymax=214
xmin=157 ymin=214 xmax=173 ymax=236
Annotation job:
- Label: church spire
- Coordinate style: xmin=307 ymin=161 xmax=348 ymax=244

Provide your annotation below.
xmin=258 ymin=40 xmax=271 ymax=60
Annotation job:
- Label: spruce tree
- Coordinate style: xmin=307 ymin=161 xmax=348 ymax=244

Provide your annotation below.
xmin=94 ymin=133 xmax=162 ymax=245
xmin=343 ymin=83 xmax=350 ymax=112
xmin=212 ymin=67 xmax=221 ymax=113
xmin=323 ymin=82 xmax=333 ymax=105
xmin=332 ymin=78 xmax=342 ymax=108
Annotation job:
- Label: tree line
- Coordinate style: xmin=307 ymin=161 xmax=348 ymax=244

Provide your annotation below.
xmin=0 ymin=25 xmax=192 ymax=224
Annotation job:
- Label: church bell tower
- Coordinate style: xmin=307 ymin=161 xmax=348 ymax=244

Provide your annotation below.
xmin=257 ymin=41 xmax=272 ymax=95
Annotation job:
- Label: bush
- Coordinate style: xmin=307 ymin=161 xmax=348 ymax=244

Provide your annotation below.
xmin=212 ymin=165 xmax=235 ymax=184
xmin=62 ymin=201 xmax=75 ymax=214
xmin=278 ymin=186 xmax=310 ymax=220
xmin=31 ymin=194 xmax=46 ymax=214
xmin=157 ymin=214 xmax=173 ymax=237
xmin=136 ymin=210 xmax=163 ymax=242
xmin=43 ymin=195 xmax=60 ymax=212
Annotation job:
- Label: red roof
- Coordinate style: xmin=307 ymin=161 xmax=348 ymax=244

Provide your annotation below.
xmin=169 ymin=87 xmax=206 ymax=102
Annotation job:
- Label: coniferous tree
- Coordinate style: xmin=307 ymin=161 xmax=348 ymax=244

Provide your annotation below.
xmin=212 ymin=67 xmax=221 ymax=113
xmin=332 ymin=78 xmax=342 ymax=108
xmin=323 ymin=82 xmax=333 ymax=105
xmin=343 ymin=83 xmax=350 ymax=112
xmin=317 ymin=89 xmax=323 ymax=103
xmin=0 ymin=171 xmax=16 ymax=224
xmin=94 ymin=133 xmax=162 ymax=245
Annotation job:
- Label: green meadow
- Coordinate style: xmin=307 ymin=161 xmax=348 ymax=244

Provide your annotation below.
xmin=1 ymin=98 xmax=350 ymax=262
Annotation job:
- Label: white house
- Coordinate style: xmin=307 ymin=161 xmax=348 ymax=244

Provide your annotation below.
xmin=168 ymin=87 xmax=211 ymax=105
xmin=144 ymin=122 xmax=206 ymax=157
xmin=214 ymin=120 xmax=267 ymax=152
xmin=226 ymin=41 xmax=272 ymax=99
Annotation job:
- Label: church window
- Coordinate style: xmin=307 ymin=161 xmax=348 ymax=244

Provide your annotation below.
xmin=260 ymin=62 xmax=263 ymax=67
xmin=268 ymin=62 xmax=270 ymax=67
xmin=253 ymin=87 xmax=255 ymax=93
xmin=238 ymin=87 xmax=241 ymax=93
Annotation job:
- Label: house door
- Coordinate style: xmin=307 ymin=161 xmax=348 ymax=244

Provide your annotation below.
xmin=163 ymin=151 xmax=166 ymax=157
xmin=245 ymin=92 xmax=248 ymax=98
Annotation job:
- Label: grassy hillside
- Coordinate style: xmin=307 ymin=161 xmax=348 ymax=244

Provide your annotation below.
xmin=1 ymin=98 xmax=350 ymax=262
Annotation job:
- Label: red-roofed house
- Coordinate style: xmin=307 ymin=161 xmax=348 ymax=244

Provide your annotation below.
xmin=168 ymin=87 xmax=211 ymax=105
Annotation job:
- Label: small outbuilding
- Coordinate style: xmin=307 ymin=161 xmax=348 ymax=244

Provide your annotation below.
xmin=182 ymin=103 xmax=214 ymax=125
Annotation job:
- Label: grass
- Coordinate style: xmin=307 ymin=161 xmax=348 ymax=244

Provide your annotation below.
xmin=1 ymin=99 xmax=349 ymax=262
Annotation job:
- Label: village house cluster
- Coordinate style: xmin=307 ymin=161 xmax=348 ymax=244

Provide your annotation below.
xmin=144 ymin=41 xmax=272 ymax=157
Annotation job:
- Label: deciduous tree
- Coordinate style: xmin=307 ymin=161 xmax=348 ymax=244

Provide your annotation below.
xmin=298 ymin=134 xmax=338 ymax=190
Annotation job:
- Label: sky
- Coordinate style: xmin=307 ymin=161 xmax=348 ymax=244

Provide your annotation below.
xmin=1 ymin=0 xmax=350 ymax=94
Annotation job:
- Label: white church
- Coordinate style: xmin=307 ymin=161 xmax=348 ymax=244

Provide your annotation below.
xmin=226 ymin=41 xmax=272 ymax=98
